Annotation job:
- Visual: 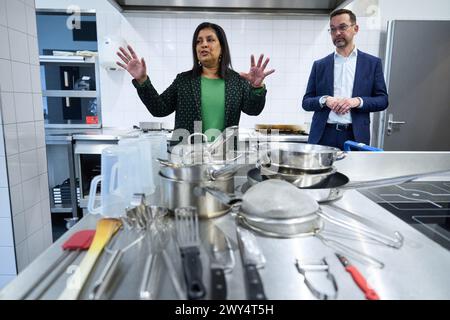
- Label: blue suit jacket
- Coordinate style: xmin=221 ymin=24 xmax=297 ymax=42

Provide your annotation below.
xmin=302 ymin=50 xmax=388 ymax=145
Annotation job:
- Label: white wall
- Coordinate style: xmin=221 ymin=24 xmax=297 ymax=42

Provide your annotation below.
xmin=34 ymin=0 xmax=450 ymax=131
xmin=379 ymin=0 xmax=450 ymax=22
xmin=35 ymin=0 xmax=380 ymax=131
xmin=0 ymin=0 xmax=52 ymax=289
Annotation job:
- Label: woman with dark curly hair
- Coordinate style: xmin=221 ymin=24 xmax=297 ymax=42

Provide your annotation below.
xmin=117 ymin=22 xmax=275 ymax=142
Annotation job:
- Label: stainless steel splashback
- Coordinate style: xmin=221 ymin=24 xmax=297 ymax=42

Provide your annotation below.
xmin=108 ymin=0 xmax=351 ymax=14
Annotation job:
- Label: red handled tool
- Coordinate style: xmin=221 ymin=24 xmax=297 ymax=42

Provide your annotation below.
xmin=335 ymin=253 xmax=380 ymax=300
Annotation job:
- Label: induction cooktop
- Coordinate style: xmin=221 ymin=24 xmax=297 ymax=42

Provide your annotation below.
xmin=359 ymin=181 xmax=450 ymax=250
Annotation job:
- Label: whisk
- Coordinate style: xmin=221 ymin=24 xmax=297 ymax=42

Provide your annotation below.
xmin=139 ymin=206 xmax=172 ymax=299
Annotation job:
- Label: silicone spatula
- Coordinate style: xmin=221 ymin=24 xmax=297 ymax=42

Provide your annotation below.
xmin=58 ymin=218 xmax=122 ymax=300
xmin=20 ymin=229 xmax=96 ymax=299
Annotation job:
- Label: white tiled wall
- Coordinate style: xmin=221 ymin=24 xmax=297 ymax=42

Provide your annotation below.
xmin=0 ymin=0 xmax=52 ymax=289
xmin=98 ymin=12 xmax=381 ymax=129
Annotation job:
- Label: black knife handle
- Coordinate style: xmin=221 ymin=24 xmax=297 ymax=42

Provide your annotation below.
xmin=211 ymin=268 xmax=227 ymax=300
xmin=180 ymin=247 xmax=206 ymax=300
xmin=244 ymin=265 xmax=267 ymax=300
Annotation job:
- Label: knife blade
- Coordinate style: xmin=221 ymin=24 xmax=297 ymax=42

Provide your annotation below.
xmin=336 ymin=253 xmax=380 ymax=300
xmin=208 ymin=225 xmax=235 ymax=300
xmin=236 ymin=226 xmax=267 ymax=300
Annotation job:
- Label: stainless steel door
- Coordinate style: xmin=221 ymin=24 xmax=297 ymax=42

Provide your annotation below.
xmin=378 ymin=20 xmax=450 ymax=151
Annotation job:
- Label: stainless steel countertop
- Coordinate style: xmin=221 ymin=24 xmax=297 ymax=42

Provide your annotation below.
xmin=238 ymin=128 xmax=309 ymax=143
xmin=45 ymin=127 xmax=142 ymax=141
xmin=2 ymin=152 xmax=450 ymax=300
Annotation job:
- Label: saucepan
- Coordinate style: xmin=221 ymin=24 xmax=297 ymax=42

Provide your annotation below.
xmin=159 ymin=172 xmax=235 ymax=219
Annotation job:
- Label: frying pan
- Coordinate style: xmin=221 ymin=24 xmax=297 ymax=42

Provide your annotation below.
xmin=245 ymin=168 xmax=450 ymax=203
xmin=256 ymin=161 xmax=337 ymax=188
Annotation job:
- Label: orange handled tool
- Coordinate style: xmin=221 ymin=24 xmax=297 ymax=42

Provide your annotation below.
xmin=336 ymin=253 xmax=380 ymax=300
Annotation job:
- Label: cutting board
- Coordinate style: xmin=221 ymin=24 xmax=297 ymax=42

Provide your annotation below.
xmin=255 ymin=124 xmax=306 ymax=134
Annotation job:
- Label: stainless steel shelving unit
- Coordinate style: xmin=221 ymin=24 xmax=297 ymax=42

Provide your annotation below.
xmin=45 ymin=134 xmax=79 ymax=220
xmin=39 ymin=55 xmax=102 ymax=129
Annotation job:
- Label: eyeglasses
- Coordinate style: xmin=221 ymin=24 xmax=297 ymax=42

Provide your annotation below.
xmin=328 ymin=24 xmax=355 ymax=34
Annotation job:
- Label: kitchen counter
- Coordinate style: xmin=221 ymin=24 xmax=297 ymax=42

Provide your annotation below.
xmin=238 ymin=128 xmax=309 ymax=144
xmin=2 ymin=152 xmax=450 ymax=300
xmin=45 ymin=127 xmax=143 ymax=141
xmin=46 ymin=127 xmax=308 ymax=143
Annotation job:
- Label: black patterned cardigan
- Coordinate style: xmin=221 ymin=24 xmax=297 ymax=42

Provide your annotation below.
xmin=132 ymin=69 xmax=267 ymax=136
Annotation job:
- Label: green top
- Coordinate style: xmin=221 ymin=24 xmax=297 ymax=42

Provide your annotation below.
xmin=200 ymin=76 xmax=225 ymax=141
xmin=132 ymin=71 xmax=268 ymax=138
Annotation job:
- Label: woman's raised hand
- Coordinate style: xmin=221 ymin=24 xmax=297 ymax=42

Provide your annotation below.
xmin=240 ymin=54 xmax=275 ymax=88
xmin=116 ymin=45 xmax=148 ymax=84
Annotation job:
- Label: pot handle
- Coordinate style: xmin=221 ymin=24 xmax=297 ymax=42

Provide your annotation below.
xmin=193 ymin=186 xmax=241 ymax=206
xmin=156 ymin=158 xmax=173 ymax=167
xmin=342 ymin=169 xmax=450 ymax=190
xmin=335 ymin=151 xmax=346 ymax=161
xmin=188 ymin=133 xmax=208 ymax=145
xmin=209 ymin=163 xmax=242 ymax=180
xmin=207 ymin=125 xmax=239 ymax=155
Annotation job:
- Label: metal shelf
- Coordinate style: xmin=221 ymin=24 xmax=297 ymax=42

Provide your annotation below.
xmin=50 ymin=205 xmax=75 ymax=214
xmin=40 ymin=55 xmax=102 ymax=129
xmin=42 ymin=90 xmax=97 ymax=98
xmin=39 ymin=55 xmax=96 ymax=64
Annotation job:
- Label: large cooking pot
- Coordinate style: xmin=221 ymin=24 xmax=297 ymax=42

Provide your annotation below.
xmin=259 ymin=143 xmax=345 ymax=172
xmin=159 ymin=173 xmax=233 ymax=219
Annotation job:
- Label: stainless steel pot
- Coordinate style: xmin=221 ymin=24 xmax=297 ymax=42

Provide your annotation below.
xmin=260 ymin=143 xmax=345 ymax=172
xmin=159 ymin=173 xmax=233 ymax=219
xmin=157 ymin=158 xmax=242 ymax=182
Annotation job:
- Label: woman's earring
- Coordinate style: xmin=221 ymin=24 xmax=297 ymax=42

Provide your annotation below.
xmin=198 ymin=60 xmax=202 ymax=66
xmin=219 ymin=55 xmax=222 ymax=62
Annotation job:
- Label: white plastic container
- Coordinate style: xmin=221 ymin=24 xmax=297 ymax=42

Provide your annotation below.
xmin=87 ymin=145 xmax=126 ymax=217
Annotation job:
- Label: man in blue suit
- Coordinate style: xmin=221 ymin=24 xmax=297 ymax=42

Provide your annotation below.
xmin=302 ymin=9 xmax=388 ymax=150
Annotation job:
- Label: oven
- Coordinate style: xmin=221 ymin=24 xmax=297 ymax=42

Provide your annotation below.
xmin=74 ymin=138 xmax=119 ymax=211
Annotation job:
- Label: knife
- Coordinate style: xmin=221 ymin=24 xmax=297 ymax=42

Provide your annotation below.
xmin=236 ymin=226 xmax=267 ymax=300
xmin=208 ymin=225 xmax=235 ymax=300
xmin=335 ymin=253 xmax=380 ymax=300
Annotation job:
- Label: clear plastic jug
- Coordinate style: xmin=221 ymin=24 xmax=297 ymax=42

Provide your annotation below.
xmin=140 ymin=132 xmax=168 ymax=188
xmin=110 ymin=137 xmax=156 ymax=203
xmin=87 ymin=145 xmax=126 ymax=217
